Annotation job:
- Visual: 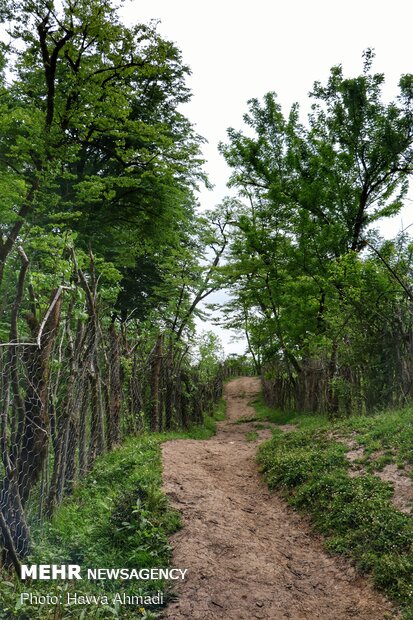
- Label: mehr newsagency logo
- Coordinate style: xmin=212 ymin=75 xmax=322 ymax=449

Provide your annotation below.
xmin=21 ymin=564 xmax=188 ymax=581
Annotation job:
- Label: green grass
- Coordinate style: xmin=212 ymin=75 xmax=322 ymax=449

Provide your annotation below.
xmin=255 ymin=396 xmax=413 ymax=618
xmin=250 ymin=393 xmax=329 ymax=431
xmin=233 ymin=415 xmax=258 ymax=425
xmin=209 ymin=398 xmax=226 ymax=423
xmin=335 ymin=408 xmax=413 ymax=469
xmin=0 ymin=399 xmax=227 ymax=620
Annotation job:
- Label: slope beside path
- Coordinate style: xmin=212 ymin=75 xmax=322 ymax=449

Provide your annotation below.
xmin=160 ymin=377 xmax=395 ymax=620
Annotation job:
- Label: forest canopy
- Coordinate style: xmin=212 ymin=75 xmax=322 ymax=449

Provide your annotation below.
xmin=0 ymin=0 xmax=214 ymax=324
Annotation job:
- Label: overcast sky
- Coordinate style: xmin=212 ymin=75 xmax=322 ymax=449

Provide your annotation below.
xmin=121 ymin=0 xmax=413 ymax=354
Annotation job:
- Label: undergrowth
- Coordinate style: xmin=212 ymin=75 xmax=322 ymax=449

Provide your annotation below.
xmin=255 ymin=395 xmax=413 ymax=618
xmin=0 ymin=399 xmax=226 ymax=620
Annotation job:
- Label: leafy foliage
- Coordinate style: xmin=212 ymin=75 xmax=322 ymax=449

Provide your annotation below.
xmin=220 ymin=52 xmax=413 ymax=414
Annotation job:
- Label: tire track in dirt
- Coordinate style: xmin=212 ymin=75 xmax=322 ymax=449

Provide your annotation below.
xmin=160 ymin=377 xmax=396 ymax=620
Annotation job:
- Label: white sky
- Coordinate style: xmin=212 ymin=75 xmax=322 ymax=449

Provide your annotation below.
xmin=121 ymin=0 xmax=413 ymax=355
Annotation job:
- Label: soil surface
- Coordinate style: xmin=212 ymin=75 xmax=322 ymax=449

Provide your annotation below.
xmin=161 ymin=377 xmax=396 ymax=620
xmin=344 ymin=441 xmax=413 ymax=513
xmin=376 ymin=463 xmax=413 ymax=514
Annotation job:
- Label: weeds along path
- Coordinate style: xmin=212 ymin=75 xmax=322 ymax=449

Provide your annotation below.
xmin=161 ymin=377 xmax=395 ymax=620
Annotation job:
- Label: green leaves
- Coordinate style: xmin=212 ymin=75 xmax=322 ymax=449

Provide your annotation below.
xmin=0 ymin=0 xmax=210 ymax=337
xmin=219 ymin=53 xmax=413 ymax=414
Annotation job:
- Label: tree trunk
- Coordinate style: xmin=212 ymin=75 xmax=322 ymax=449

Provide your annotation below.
xmin=149 ymin=334 xmax=163 ymax=432
xmin=17 ymin=292 xmax=62 ymax=506
xmin=107 ymin=323 xmax=122 ymax=448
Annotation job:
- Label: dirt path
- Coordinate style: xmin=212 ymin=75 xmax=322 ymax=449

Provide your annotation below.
xmin=161 ymin=377 xmax=396 ymax=620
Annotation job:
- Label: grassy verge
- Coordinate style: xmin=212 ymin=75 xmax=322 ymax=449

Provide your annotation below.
xmin=0 ymin=399 xmax=226 ymax=620
xmin=254 ymin=395 xmax=413 ymax=619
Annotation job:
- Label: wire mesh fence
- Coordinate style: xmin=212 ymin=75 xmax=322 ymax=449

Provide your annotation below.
xmin=0 ymin=249 xmax=226 ymax=575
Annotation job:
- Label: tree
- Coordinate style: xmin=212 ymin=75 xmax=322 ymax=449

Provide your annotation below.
xmin=220 ymin=52 xmax=413 ymax=414
xmin=0 ymin=0 xmax=206 ymax=301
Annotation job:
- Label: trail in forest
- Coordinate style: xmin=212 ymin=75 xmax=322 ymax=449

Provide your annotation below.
xmin=160 ymin=377 xmax=396 ymax=620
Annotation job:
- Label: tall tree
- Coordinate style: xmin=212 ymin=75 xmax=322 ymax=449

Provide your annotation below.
xmin=0 ymin=0 xmax=206 ymax=299
xmin=220 ymin=53 xmax=413 ymax=414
